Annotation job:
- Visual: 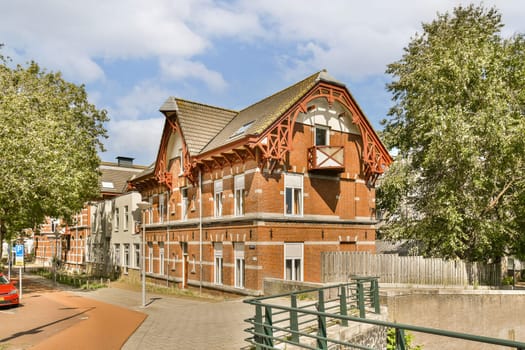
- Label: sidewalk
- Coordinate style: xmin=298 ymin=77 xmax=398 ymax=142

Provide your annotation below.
xmin=3 ymin=270 xmax=255 ymax=349
xmin=72 ymin=284 xmax=255 ymax=350
xmin=0 ymin=273 xmax=146 ymax=350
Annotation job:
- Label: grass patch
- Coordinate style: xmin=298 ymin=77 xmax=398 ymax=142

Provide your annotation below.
xmin=31 ymin=268 xmax=111 ymax=290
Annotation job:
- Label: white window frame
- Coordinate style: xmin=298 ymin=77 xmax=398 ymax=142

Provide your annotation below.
xmin=284 ymin=243 xmax=304 ymax=281
xmin=159 ymin=193 xmax=165 ymax=224
xmin=315 ymin=125 xmax=330 ymax=146
xmin=179 ymin=148 xmax=184 ymax=175
xmin=148 ymin=246 xmax=153 ymax=273
xmin=114 ymin=207 xmax=120 ymax=230
xmin=114 ymin=244 xmax=121 ymax=265
xmin=284 ymin=173 xmax=304 ymax=216
xmin=124 ymin=244 xmax=130 ymax=273
xmin=214 ymin=179 xmax=223 ymax=217
xmin=159 ymin=247 xmax=165 ymax=275
xmin=134 ymin=243 xmax=140 ymax=268
xmin=234 ymin=174 xmax=245 ymax=216
xmin=124 ymin=205 xmax=129 ymax=230
xmin=234 ymin=242 xmax=245 ymax=288
xmin=181 ymin=188 xmax=188 ymax=221
xmin=214 ymin=242 xmax=223 ymax=285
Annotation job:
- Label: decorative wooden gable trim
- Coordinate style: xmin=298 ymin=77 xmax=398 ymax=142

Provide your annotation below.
xmin=252 ymin=81 xmax=392 ymax=185
xmin=154 ymin=115 xmax=192 ymax=190
xmin=190 ymin=143 xmax=257 ymax=183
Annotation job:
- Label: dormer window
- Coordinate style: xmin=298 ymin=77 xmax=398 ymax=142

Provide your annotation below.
xmin=230 ymin=121 xmax=255 ymax=139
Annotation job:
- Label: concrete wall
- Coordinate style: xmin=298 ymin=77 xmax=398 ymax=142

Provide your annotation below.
xmin=382 ymin=288 xmax=525 ymax=349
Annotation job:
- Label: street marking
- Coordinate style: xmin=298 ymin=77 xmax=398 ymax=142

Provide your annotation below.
xmin=0 ymin=310 xmax=15 ymax=315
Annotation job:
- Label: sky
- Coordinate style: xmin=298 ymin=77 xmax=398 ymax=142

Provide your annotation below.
xmin=2 ymin=0 xmax=525 ymax=166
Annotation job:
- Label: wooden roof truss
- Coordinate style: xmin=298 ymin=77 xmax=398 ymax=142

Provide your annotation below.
xmin=158 ymin=81 xmax=391 ymax=187
xmin=253 ymin=82 xmax=392 ymax=185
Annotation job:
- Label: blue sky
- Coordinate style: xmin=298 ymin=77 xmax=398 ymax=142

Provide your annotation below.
xmin=2 ymin=0 xmax=524 ymax=165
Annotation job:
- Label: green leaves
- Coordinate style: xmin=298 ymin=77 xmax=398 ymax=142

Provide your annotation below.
xmin=379 ymin=4 xmax=525 ymax=261
xmin=0 ymin=57 xmax=108 ymax=236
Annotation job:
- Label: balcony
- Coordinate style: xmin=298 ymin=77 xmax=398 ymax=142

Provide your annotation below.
xmin=307 ymin=145 xmax=345 ymax=173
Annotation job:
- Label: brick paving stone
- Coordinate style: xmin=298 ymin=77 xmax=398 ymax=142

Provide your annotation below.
xmin=72 ymin=286 xmax=255 ymax=350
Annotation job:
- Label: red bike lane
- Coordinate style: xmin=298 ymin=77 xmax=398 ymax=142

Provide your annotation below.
xmin=0 ymin=273 xmax=146 ymax=350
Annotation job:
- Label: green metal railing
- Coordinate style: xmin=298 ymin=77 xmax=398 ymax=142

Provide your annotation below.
xmin=244 ymin=277 xmax=381 ymax=349
xmin=244 ymin=277 xmax=525 ymax=350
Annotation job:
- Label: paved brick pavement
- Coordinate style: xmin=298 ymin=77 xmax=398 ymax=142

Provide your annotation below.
xmin=71 ymin=285 xmax=255 ymax=350
xmin=0 ymin=273 xmax=146 ymax=350
xmin=2 ymin=271 xmax=256 ymax=350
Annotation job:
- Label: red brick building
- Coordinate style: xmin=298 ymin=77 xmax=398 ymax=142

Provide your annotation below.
xmin=130 ymin=70 xmax=392 ymax=295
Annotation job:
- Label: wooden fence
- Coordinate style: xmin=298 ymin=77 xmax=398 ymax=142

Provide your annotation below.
xmin=321 ymin=252 xmax=502 ymax=286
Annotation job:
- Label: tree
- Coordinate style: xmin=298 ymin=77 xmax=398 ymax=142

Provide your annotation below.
xmin=378 ymin=5 xmax=525 ymax=262
xmin=0 ymin=50 xmax=108 ymax=251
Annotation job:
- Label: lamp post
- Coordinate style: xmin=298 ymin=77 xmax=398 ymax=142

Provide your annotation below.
xmin=137 ymin=201 xmax=152 ymax=308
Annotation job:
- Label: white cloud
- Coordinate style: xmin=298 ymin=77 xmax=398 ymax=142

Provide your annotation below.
xmin=189 ymin=2 xmax=265 ymax=39
xmin=3 ymin=0 xmax=525 ymax=164
xmin=243 ymin=0 xmax=525 ymax=80
xmin=160 ymin=58 xmax=228 ymax=92
xmin=110 ymin=81 xmax=171 ymax=120
xmin=1 ymin=0 xmax=208 ymax=83
xmin=104 ymin=118 xmax=164 ymax=165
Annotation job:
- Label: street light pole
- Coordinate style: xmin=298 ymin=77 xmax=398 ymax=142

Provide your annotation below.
xmin=137 ymin=201 xmax=151 ymax=308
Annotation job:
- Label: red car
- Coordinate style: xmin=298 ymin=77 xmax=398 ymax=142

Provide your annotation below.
xmin=0 ymin=273 xmax=19 ymax=307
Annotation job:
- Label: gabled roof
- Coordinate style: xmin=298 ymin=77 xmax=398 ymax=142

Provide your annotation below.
xmin=128 ymin=162 xmax=155 ymax=182
xmin=144 ymin=69 xmax=392 ymax=187
xmin=159 ymin=70 xmax=345 ymax=157
xmin=201 ymin=70 xmax=339 ymax=154
xmin=160 ymin=98 xmax=237 ymax=155
xmin=99 ymin=161 xmax=147 ymax=196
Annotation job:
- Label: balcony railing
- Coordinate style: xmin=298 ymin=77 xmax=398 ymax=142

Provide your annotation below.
xmin=307 ymin=145 xmax=344 ymax=172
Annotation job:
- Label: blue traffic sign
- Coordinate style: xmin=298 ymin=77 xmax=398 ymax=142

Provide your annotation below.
xmin=15 ymin=244 xmax=24 ymax=267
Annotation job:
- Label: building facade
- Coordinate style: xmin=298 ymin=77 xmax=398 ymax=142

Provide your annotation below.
xmin=34 ymin=157 xmax=147 ymax=274
xmin=129 ymin=71 xmax=392 ymax=295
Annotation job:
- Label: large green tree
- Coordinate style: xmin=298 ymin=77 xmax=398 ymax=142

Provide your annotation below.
xmin=378 ymin=5 xmax=525 ymax=262
xmin=0 ymin=51 xmax=108 ymax=247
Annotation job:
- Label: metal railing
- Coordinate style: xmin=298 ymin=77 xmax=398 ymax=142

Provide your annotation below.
xmin=244 ymin=277 xmax=525 ymax=350
xmin=244 ymin=277 xmax=381 ymax=349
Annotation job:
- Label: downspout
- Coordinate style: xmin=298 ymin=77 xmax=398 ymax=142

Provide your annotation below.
xmin=166 ymin=190 xmax=170 ymax=287
xmin=199 ymin=168 xmax=203 ymax=296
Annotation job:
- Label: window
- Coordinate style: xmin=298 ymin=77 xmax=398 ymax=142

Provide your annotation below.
xmin=159 ymin=247 xmax=165 ymax=275
xmin=181 ymin=188 xmax=188 ymax=221
xmin=124 ymin=206 xmax=129 ymax=230
xmin=179 ymin=148 xmax=184 ymax=175
xmin=134 ymin=244 xmax=140 ymax=268
xmin=234 ymin=243 xmax=245 ymax=288
xmin=284 ymin=173 xmax=303 ymax=216
xmin=230 ymin=120 xmax=254 ymax=139
xmin=214 ymin=180 xmax=223 ymax=217
xmin=234 ymin=174 xmax=245 ymax=216
xmin=148 ymin=245 xmax=153 ymax=273
xmin=159 ymin=194 xmax=165 ymax=223
xmin=102 ymin=181 xmax=114 ymax=189
xmin=114 ymin=208 xmax=119 ymax=230
xmin=124 ymin=244 xmax=130 ymax=274
xmin=284 ymin=243 xmax=303 ymax=281
xmin=214 ymin=242 xmax=223 ymax=285
xmin=315 ymin=126 xmax=329 ymax=146
xmin=114 ymin=244 xmax=121 ymax=265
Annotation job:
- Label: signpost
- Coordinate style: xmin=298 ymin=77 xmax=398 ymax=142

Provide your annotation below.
xmin=15 ymin=244 xmax=23 ymax=300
